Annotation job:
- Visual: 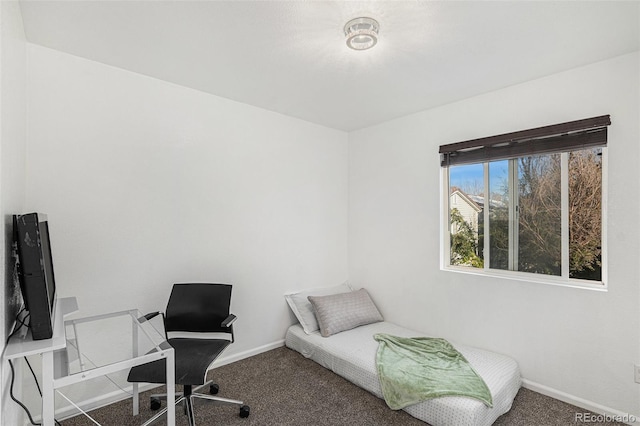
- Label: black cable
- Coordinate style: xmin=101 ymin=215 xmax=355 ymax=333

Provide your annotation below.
xmin=5 ymin=307 xmax=27 ymax=344
xmin=23 ymin=356 xmax=62 ymax=426
xmin=6 ymin=309 xmax=40 ymax=425
xmin=8 ymin=359 xmax=41 ymax=425
xmin=25 ymin=357 xmax=42 ymax=396
xmin=6 ymin=310 xmax=63 ymax=426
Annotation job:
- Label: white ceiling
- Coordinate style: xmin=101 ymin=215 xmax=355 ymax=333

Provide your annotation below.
xmin=19 ymin=1 xmax=639 ymax=132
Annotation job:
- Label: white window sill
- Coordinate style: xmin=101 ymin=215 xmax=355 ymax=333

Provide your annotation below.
xmin=441 ymin=265 xmax=607 ymax=291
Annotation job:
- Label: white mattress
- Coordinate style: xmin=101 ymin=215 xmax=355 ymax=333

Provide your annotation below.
xmin=285 ymin=321 xmax=521 ymax=426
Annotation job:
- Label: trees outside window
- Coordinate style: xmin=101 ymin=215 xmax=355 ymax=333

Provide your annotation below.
xmin=568 ymin=149 xmax=602 ymax=280
xmin=450 ymin=208 xmax=483 ymax=268
xmin=446 ymin=147 xmax=604 ymax=284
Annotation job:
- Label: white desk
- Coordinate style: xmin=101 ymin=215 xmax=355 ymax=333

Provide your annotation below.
xmin=3 ymin=297 xmax=175 ymax=426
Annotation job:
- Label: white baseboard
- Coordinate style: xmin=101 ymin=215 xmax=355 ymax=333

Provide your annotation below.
xmin=211 ymin=339 xmax=285 ymax=368
xmin=521 ymin=379 xmax=639 ymax=425
xmin=42 ymin=339 xmax=286 ymax=424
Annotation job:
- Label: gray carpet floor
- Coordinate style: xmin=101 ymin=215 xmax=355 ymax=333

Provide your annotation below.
xmin=61 ymin=346 xmax=624 ymax=426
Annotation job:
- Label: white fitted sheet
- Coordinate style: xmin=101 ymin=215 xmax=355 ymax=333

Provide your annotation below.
xmin=285 ymin=321 xmax=521 ymax=426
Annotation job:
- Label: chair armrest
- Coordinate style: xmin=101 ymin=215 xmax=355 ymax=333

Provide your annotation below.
xmin=221 ymin=314 xmax=237 ymax=328
xmin=138 ymin=311 xmax=168 ymax=340
xmin=139 ymin=311 xmax=161 ymax=322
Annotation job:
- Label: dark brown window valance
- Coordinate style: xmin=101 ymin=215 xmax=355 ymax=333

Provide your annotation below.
xmin=439 ymin=115 xmax=610 ymax=167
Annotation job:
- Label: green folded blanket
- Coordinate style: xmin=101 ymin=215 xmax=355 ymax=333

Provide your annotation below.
xmin=374 ymin=333 xmax=493 ymax=410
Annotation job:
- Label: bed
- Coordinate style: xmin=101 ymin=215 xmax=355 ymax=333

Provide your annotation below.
xmin=285 ymin=320 xmax=521 ymax=426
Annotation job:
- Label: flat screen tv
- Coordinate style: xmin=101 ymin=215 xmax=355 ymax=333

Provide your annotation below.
xmin=14 ymin=213 xmax=57 ymax=340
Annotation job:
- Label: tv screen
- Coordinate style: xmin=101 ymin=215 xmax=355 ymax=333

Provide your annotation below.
xmin=14 ymin=213 xmax=57 ymax=340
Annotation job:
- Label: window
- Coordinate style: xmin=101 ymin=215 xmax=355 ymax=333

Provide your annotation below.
xmin=440 ymin=116 xmax=609 ymax=288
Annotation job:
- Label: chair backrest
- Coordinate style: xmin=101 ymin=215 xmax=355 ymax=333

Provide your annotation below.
xmin=164 ymin=283 xmax=233 ymax=334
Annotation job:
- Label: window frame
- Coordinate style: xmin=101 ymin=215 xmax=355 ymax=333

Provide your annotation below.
xmin=440 ymin=128 xmax=608 ymax=291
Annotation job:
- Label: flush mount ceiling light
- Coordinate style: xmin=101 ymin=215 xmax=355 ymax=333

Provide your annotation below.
xmin=344 ymin=17 xmax=379 ymax=51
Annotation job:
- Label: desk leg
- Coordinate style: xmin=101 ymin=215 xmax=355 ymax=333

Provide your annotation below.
xmin=132 ymin=383 xmax=139 ymax=416
xmin=132 ymin=320 xmax=139 ymax=416
xmin=42 ymin=351 xmax=54 ymax=426
xmin=165 ymin=349 xmax=175 ymax=426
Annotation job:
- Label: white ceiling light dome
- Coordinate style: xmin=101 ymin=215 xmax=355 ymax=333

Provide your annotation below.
xmin=344 ymin=17 xmax=379 ymax=51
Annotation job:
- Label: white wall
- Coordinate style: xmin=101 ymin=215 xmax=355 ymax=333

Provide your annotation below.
xmin=25 ymin=42 xmax=348 ymax=398
xmin=0 ymin=1 xmax=27 ymax=425
xmin=349 ymin=52 xmax=640 ymax=418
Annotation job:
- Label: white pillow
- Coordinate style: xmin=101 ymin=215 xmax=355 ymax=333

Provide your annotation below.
xmin=284 ymin=282 xmax=352 ymax=334
xmin=307 ymin=288 xmax=383 ymax=337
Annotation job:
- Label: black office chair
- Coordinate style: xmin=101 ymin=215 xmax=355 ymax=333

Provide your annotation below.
xmin=127 ymin=283 xmax=250 ymax=426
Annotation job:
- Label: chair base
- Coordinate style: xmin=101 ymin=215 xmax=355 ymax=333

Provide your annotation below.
xmin=141 ymin=380 xmax=249 ymax=426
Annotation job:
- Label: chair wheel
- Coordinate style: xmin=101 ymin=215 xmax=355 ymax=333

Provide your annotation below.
xmin=209 ymin=383 xmax=219 ymax=394
xmin=239 ymin=405 xmax=250 ymax=418
xmin=150 ymin=398 xmax=161 ymax=411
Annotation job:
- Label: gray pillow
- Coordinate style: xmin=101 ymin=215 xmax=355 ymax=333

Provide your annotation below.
xmin=284 ymin=282 xmax=352 ymax=334
xmin=308 ymin=288 xmax=383 ymax=337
